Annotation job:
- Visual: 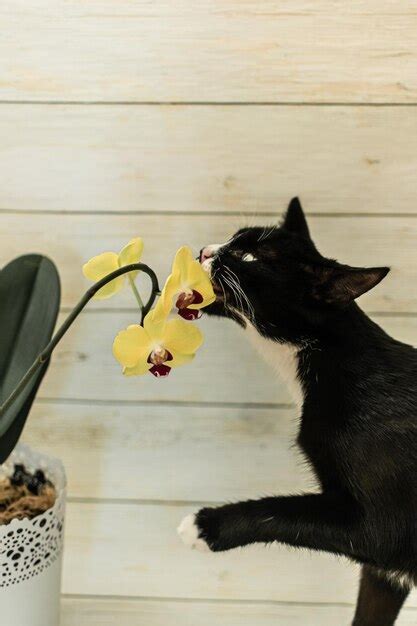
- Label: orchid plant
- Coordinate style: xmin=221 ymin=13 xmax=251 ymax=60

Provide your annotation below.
xmin=83 ymin=241 xmax=215 ymax=378
xmin=0 ymin=241 xmax=215 ymax=460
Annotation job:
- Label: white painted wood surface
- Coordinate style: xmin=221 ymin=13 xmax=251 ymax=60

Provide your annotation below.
xmin=2 ymin=1 xmax=417 ymax=102
xmin=2 ymin=0 xmax=416 ymax=622
xmin=60 ymin=501 xmax=417 ymax=607
xmin=1 ymin=105 xmax=417 ymax=214
xmin=62 ymin=501 xmax=359 ymax=602
xmin=24 ymin=404 xmax=312 ymax=501
xmin=61 ymin=597 xmax=417 ymax=626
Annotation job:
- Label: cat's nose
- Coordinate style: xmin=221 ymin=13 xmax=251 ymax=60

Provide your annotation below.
xmin=199 ymin=247 xmax=213 ymax=263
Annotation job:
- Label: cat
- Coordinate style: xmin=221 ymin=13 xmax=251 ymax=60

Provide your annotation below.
xmin=178 ymin=198 xmax=417 ymax=626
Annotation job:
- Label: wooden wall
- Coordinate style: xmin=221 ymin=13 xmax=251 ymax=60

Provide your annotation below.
xmin=1 ymin=1 xmax=416 ymax=623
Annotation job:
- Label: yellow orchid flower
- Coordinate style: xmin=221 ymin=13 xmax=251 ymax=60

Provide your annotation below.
xmin=155 ymin=246 xmax=216 ymax=321
xmin=82 ymin=238 xmax=144 ymax=299
xmin=113 ymin=310 xmax=203 ymax=378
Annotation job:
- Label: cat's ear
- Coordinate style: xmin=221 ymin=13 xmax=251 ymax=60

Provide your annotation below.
xmin=309 ymin=264 xmax=390 ymax=306
xmin=283 ymin=197 xmax=310 ymax=239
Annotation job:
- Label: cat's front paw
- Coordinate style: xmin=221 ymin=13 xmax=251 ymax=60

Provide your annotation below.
xmin=177 ymin=513 xmax=212 ymax=552
xmin=179 ymin=505 xmax=241 ymax=552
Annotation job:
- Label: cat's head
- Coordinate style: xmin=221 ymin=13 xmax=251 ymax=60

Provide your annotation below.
xmin=200 ymin=198 xmax=389 ymax=344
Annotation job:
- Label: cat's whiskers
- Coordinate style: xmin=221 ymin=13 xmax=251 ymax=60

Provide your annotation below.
xmin=230 ymin=231 xmax=245 ymax=245
xmin=211 ymin=265 xmax=220 ymax=281
xmin=224 ymin=267 xmax=255 ymax=321
xmin=257 ymin=224 xmax=276 ymax=243
xmin=222 ymin=274 xmax=244 ymax=313
xmin=224 ymin=273 xmax=250 ymax=318
xmin=222 ymin=266 xmax=255 ymax=324
xmin=215 ymin=273 xmax=229 ymax=310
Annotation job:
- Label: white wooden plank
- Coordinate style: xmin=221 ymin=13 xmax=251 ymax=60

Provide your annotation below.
xmin=2 ymin=1 xmax=417 ymax=102
xmin=34 ymin=313 xmax=416 ymax=405
xmin=62 ymin=502 xmax=417 ymax=606
xmin=23 ymin=404 xmax=312 ymax=502
xmin=0 ymin=213 xmax=414 ymax=312
xmin=62 ymin=501 xmax=360 ymax=602
xmin=1 ymin=105 xmax=417 ymax=214
xmin=61 ymin=597 xmax=417 ymax=626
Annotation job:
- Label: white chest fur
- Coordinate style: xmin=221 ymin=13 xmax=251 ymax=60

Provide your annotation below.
xmin=243 ymin=320 xmax=304 ymax=410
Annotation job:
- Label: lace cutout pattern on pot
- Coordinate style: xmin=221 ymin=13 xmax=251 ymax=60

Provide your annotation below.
xmin=0 ymin=501 xmax=65 ymax=587
xmin=0 ymin=444 xmax=66 ymax=588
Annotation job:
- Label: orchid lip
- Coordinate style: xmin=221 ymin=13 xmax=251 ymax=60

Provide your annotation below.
xmin=178 ymin=307 xmax=202 ymax=321
xmin=149 ymin=363 xmax=171 ymax=377
xmin=176 ymin=289 xmax=204 ymax=310
xmin=148 ymin=348 xmax=173 ymax=366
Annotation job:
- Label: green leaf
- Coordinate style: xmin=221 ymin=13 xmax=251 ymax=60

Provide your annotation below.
xmin=0 ymin=255 xmax=60 ymax=462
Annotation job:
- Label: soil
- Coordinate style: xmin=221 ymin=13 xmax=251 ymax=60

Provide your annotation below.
xmin=0 ymin=464 xmax=56 ymax=525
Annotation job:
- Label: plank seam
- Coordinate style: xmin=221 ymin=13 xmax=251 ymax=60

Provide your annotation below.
xmin=2 ymin=101 xmax=417 ymax=107
xmin=62 ymin=592 xmax=357 ymax=608
xmin=1 ymin=208 xmax=417 ymax=218
xmin=34 ymin=396 xmax=294 ymax=410
xmin=67 ymin=496 xmax=220 ymax=507
xmin=61 ymin=592 xmax=417 ymax=611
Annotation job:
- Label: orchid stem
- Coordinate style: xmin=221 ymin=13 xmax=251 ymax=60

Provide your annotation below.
xmin=128 ymin=274 xmax=144 ymax=311
xmin=0 ymin=263 xmax=160 ymax=422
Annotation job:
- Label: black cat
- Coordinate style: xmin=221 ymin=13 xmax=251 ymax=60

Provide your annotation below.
xmin=178 ymin=198 xmax=417 ymax=626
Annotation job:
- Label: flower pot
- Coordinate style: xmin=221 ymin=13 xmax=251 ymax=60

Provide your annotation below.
xmin=0 ymin=444 xmax=66 ymax=626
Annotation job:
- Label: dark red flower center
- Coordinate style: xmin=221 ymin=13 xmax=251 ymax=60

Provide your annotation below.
xmin=176 ymin=290 xmax=203 ymax=320
xmin=176 ymin=289 xmax=203 ymax=309
xmin=178 ymin=308 xmax=202 ymax=321
xmin=149 ymin=363 xmax=172 ymax=377
xmin=147 ymin=349 xmax=173 ymax=376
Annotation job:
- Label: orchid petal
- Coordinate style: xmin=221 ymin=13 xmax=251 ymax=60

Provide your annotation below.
xmin=119 ymin=237 xmax=144 ymax=268
xmin=113 ymin=324 xmax=150 ymax=368
xmin=168 ymin=352 xmax=195 ymax=369
xmin=172 ymin=246 xmax=194 ymax=283
xmin=123 ymin=361 xmax=152 ymax=376
xmin=163 ymin=318 xmax=204 ymax=355
xmin=151 ymin=247 xmax=191 ymax=319
xmin=82 ymin=252 xmax=124 ymax=299
xmin=152 ymin=273 xmax=178 ymax=321
xmin=186 ymin=262 xmax=216 ymax=308
xmin=143 ymin=309 xmax=168 ymax=341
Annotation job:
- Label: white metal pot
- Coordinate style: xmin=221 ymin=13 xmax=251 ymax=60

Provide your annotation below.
xmin=0 ymin=444 xmax=66 ymax=626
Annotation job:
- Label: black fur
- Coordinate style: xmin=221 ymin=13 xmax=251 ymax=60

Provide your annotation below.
xmin=193 ymin=198 xmax=417 ymax=626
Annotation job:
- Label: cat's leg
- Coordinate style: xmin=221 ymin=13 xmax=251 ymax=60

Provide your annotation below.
xmin=352 ymin=565 xmax=410 ymax=626
xmin=178 ymin=493 xmax=366 ymax=559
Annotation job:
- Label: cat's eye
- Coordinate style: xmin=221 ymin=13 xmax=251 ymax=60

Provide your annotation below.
xmin=229 ymin=249 xmax=257 ymax=262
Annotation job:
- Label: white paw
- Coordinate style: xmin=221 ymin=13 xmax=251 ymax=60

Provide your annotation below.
xmin=177 ymin=514 xmax=211 ymax=552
